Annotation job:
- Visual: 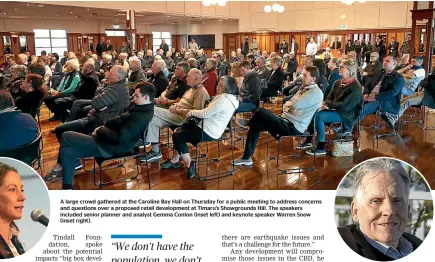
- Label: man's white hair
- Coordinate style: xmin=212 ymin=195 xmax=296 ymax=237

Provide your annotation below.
xmin=353 ymin=158 xmax=410 ymax=204
xmin=153 ymin=59 xmax=166 ymax=72
xmin=102 ymin=53 xmax=112 ymax=61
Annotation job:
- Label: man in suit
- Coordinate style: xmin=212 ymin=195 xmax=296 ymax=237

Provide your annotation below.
xmin=160 ymin=40 xmax=169 ymax=57
xmin=290 ymin=37 xmax=299 ymax=54
xmin=260 ymin=57 xmax=285 ymax=100
xmin=338 ymin=158 xmax=422 ymax=260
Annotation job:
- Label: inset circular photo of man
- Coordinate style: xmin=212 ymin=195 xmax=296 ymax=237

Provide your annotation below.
xmin=0 ymin=157 xmax=50 ymax=259
xmin=335 ymin=157 xmax=433 ymax=261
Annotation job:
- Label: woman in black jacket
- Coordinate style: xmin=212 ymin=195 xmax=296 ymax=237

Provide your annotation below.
xmin=14 ymin=74 xmax=47 ymax=117
xmin=50 ymin=53 xmax=62 ymax=74
xmin=376 ymin=36 xmax=386 ymax=62
xmin=313 ymin=58 xmax=328 ymax=95
xmin=286 ymin=53 xmax=298 ymax=81
xmin=300 ymin=57 xmax=363 ymax=155
xmin=0 ymin=163 xmax=26 ymax=259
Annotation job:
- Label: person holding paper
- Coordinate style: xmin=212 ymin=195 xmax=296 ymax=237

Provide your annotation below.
xmin=0 ymin=163 xmax=26 ymax=258
xmin=338 ymin=158 xmax=422 ymax=260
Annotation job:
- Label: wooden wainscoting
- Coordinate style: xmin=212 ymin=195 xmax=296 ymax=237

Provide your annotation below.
xmin=67 ymin=33 xmax=102 ymax=54
xmin=223 ymin=28 xmax=413 ymax=61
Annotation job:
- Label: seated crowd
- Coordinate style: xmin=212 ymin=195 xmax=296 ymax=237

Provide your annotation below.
xmin=0 ymin=35 xmax=431 ymax=189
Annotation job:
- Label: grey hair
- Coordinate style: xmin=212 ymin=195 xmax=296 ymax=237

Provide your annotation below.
xmin=271 ymin=56 xmax=282 ymax=66
xmin=189 ymin=68 xmax=203 ymax=84
xmin=353 ymin=158 xmax=410 ymax=202
xmin=153 ymin=59 xmax=166 ymax=72
xmin=12 ymin=64 xmax=27 ymax=74
xmin=113 ymin=65 xmax=128 ymax=80
xmin=102 ymin=53 xmax=112 ymax=61
xmin=187 ymin=58 xmax=199 ymax=70
xmin=220 ymin=76 xmax=238 ymax=95
xmin=341 ymin=56 xmax=358 ymax=78
xmin=177 ymin=61 xmax=190 ymax=74
xmin=129 ymin=56 xmax=141 ymax=67
xmin=206 ymin=58 xmax=217 ymax=69
xmin=256 ymin=56 xmax=266 ymax=64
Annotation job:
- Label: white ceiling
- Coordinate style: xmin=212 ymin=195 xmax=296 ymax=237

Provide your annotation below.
xmin=0 ymin=1 xmax=236 ymax=25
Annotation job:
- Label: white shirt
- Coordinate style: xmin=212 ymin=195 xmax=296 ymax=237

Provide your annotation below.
xmin=44 ymin=65 xmax=52 ymax=85
xmin=8 ymin=226 xmax=20 ymax=257
xmin=188 ymin=93 xmax=239 ymax=139
xmin=291 ymin=42 xmax=296 ymax=53
xmin=306 ymin=42 xmax=318 ymax=55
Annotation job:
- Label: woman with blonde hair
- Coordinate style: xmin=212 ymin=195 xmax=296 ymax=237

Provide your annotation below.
xmin=301 ymin=57 xmax=363 ymax=155
xmin=230 ymin=62 xmax=244 ymax=89
xmin=0 ymin=163 xmax=26 ymax=258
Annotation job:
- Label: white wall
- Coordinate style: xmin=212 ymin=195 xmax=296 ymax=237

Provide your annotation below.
xmin=240 ymin=1 xmax=414 ymax=32
xmin=0 ymin=17 xmax=102 ymax=33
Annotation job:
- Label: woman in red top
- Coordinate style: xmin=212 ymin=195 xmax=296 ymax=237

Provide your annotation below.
xmin=202 ymin=58 xmax=218 ymax=97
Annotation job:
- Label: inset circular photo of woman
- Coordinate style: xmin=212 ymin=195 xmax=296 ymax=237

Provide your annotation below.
xmin=0 ymin=157 xmax=50 ymax=259
xmin=334 ymin=157 xmax=433 ymax=261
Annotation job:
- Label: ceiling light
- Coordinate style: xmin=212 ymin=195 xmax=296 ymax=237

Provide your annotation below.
xmin=70 ymin=11 xmax=73 ymax=14
xmin=87 ymin=8 xmax=90 ymax=11
xmin=264 ymin=2 xmax=284 ymax=13
xmin=38 ymin=4 xmax=44 ymax=7
xmin=272 ymin=3 xmax=280 ymax=12
xmin=202 ymin=0 xmax=227 ymax=7
xmin=341 ymin=0 xmax=365 ymax=5
xmin=166 ymin=15 xmax=171 ymax=17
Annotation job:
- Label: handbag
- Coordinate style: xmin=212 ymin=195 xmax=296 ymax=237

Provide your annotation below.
xmin=180 ymin=116 xmax=202 ymax=131
xmin=332 ymin=138 xmax=354 ymax=157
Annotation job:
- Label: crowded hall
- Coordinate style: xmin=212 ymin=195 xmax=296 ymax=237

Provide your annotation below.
xmin=1 ymin=1 xmax=434 ymax=190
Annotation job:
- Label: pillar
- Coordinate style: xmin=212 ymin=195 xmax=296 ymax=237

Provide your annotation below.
xmin=126 ymin=10 xmax=137 ymax=52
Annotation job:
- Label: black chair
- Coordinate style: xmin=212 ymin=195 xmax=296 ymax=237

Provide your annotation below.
xmin=232 ymin=98 xmax=261 ymax=147
xmin=51 ymin=75 xmax=63 ymax=90
xmin=191 ymin=119 xmax=235 ymax=181
xmin=0 ymin=132 xmax=43 ymax=174
xmin=266 ymin=111 xmax=319 ymax=177
xmin=92 ymin=135 xmax=150 ymax=190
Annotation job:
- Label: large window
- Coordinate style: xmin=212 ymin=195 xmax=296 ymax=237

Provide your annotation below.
xmin=33 ymin=29 xmax=68 ymax=57
xmin=152 ymin=32 xmax=171 ymax=54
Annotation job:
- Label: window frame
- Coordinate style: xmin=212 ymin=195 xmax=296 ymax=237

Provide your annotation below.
xmin=33 ymin=29 xmax=68 ymax=58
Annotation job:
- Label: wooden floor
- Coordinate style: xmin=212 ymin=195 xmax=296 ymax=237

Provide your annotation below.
xmin=36 ymin=104 xmax=435 ymax=190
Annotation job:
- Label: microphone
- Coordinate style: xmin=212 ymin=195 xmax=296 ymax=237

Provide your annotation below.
xmin=31 ymin=209 xmax=49 ymax=227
